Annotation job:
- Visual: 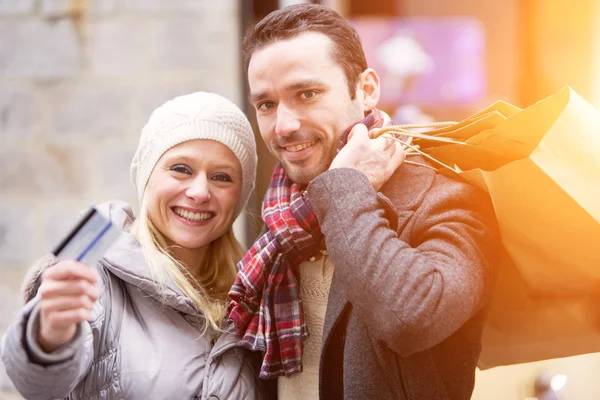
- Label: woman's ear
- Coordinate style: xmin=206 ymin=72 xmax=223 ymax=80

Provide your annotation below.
xmin=357 ymin=68 xmax=381 ymax=112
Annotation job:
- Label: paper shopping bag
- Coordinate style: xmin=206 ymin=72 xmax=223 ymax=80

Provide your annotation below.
xmin=382 ymin=86 xmax=600 ymax=366
xmin=478 ymin=250 xmax=600 ymax=369
xmin=457 ymin=87 xmax=600 ymax=295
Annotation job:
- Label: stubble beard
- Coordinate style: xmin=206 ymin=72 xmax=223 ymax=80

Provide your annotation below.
xmin=280 ymin=142 xmax=338 ymax=185
xmin=276 ymin=98 xmax=364 ymax=185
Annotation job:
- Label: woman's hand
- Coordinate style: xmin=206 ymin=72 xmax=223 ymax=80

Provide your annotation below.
xmin=37 ymin=261 xmax=100 ymax=353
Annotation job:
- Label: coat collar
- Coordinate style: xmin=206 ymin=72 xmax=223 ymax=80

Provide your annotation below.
xmin=320 ymin=160 xmax=436 ymax=343
xmin=321 ymin=267 xmax=349 ymax=343
xmin=99 ymin=201 xmax=201 ymax=316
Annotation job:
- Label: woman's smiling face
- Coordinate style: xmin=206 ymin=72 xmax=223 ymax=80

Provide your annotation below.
xmin=145 ymin=139 xmax=242 ymax=255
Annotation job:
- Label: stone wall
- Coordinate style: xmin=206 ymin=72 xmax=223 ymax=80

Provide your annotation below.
xmin=0 ymin=0 xmax=243 ymax=396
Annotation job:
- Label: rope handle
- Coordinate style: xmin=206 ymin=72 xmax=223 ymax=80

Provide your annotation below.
xmin=371 ymin=123 xmax=465 ymax=173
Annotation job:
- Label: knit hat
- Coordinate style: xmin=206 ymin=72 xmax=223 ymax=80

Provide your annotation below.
xmin=130 ymin=92 xmax=257 ymax=213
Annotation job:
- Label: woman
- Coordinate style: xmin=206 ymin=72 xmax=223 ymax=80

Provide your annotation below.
xmin=1 ymin=92 xmax=262 ymax=399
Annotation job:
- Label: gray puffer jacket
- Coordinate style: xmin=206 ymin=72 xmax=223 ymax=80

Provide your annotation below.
xmin=1 ymin=201 xmax=264 ymax=400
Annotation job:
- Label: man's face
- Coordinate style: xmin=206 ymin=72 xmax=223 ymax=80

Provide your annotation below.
xmin=248 ymin=32 xmax=366 ymax=184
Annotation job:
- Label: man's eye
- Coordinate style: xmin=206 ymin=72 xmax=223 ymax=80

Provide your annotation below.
xmin=258 ymin=101 xmax=275 ymax=111
xmin=301 ymin=91 xmax=317 ymax=99
xmin=212 ymin=173 xmax=232 ymax=182
xmin=170 ymin=164 xmax=192 ymax=174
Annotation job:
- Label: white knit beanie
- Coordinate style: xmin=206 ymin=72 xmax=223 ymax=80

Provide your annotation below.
xmin=130 ymin=92 xmax=257 ymax=213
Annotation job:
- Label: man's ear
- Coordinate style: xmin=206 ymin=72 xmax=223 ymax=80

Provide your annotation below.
xmin=357 ymin=68 xmax=380 ymax=112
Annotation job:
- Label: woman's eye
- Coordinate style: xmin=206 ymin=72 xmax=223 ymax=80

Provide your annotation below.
xmin=170 ymin=164 xmax=192 ymax=174
xmin=212 ymin=173 xmax=232 ymax=182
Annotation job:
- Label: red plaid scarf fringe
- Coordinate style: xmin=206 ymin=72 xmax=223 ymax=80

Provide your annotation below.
xmin=229 ymin=109 xmax=388 ymax=378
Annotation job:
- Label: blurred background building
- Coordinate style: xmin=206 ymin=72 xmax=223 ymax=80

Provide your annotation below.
xmin=1 ymin=0 xmax=599 ymax=398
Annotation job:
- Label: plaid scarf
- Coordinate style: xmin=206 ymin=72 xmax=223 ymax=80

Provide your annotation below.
xmin=228 ymin=109 xmax=389 ymax=378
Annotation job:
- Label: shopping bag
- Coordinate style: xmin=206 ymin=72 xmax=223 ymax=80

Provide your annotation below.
xmin=382 ymin=86 xmax=600 ymax=295
xmin=457 ymin=87 xmax=600 ymax=295
xmin=378 ymin=87 xmax=600 ymax=367
xmin=478 ymin=249 xmax=600 ymax=369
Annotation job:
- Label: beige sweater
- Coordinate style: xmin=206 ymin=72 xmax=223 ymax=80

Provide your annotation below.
xmin=277 ymin=254 xmax=334 ymax=399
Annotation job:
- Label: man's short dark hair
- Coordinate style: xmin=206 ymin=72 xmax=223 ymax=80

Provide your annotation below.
xmin=243 ymin=4 xmax=368 ymax=99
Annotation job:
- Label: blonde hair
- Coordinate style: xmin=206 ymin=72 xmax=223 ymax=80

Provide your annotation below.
xmin=130 ymin=200 xmax=245 ymax=335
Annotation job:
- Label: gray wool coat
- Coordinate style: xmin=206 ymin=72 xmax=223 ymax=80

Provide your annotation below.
xmin=1 ymin=201 xmax=264 ymax=400
xmin=306 ymin=162 xmax=499 ymax=400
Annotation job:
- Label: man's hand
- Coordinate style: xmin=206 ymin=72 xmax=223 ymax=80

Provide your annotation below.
xmin=37 ymin=261 xmax=100 ymax=353
xmin=329 ymin=123 xmax=406 ymax=191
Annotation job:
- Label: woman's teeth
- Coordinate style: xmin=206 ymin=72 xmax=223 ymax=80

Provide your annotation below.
xmin=173 ymin=208 xmax=214 ymax=222
xmin=286 ymin=141 xmax=315 ymax=152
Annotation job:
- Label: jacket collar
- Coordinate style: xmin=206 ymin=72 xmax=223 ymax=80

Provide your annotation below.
xmin=322 ymin=268 xmax=349 ymax=343
xmin=321 ymin=160 xmax=436 ymax=342
xmin=99 ymin=201 xmax=201 ymax=316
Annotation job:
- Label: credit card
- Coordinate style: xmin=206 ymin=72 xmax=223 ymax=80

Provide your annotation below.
xmin=51 ymin=207 xmax=121 ymax=267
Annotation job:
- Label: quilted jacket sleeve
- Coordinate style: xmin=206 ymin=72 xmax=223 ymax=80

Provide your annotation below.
xmin=1 ymin=260 xmax=107 ymax=400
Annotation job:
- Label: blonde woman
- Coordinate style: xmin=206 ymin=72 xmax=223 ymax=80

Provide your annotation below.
xmin=1 ymin=92 xmax=264 ymax=399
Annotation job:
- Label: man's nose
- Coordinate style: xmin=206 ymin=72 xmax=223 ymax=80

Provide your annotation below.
xmin=186 ymin=175 xmax=211 ymax=203
xmin=275 ymin=104 xmax=301 ymax=137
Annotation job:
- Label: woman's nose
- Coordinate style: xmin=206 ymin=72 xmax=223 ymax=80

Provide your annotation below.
xmin=185 ymin=175 xmax=211 ymax=203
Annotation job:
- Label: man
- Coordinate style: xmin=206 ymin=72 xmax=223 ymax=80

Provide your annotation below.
xmin=229 ymin=4 xmax=499 ymax=400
